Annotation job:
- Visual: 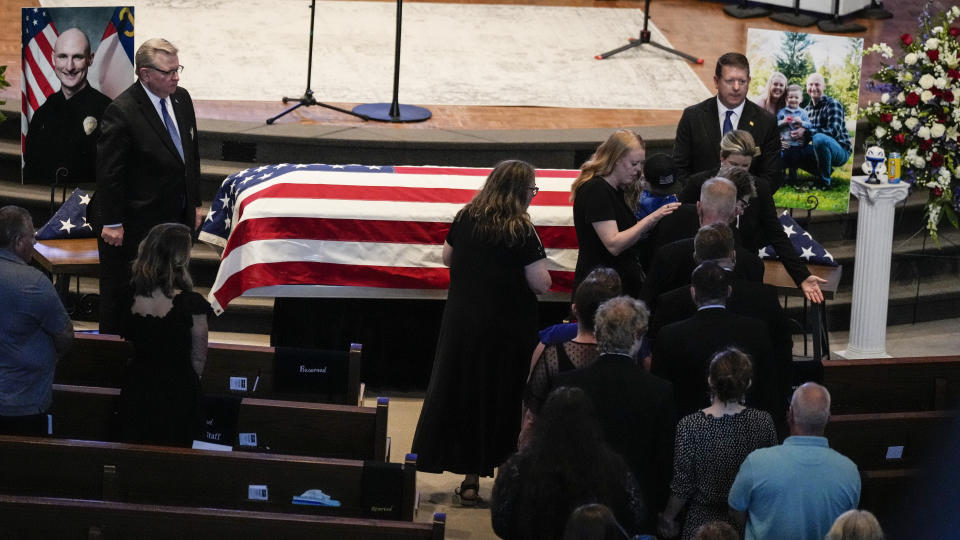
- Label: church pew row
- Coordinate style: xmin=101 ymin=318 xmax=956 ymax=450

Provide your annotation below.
xmin=825 ymin=410 xmax=958 ymax=471
xmin=858 ymin=468 xmax=917 ymax=534
xmin=823 ymin=355 xmax=960 ymax=414
xmin=50 ymin=384 xmax=389 ymax=461
xmin=0 ymin=435 xmax=417 ymax=521
xmin=0 ymin=495 xmax=445 ymax=540
xmin=58 ymin=333 xmax=364 ymax=405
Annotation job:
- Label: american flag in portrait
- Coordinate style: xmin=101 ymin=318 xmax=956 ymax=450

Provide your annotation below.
xmin=21 ymin=8 xmax=59 ymax=154
xmin=759 ymin=211 xmax=837 ymax=267
xmin=199 ymin=164 xmax=579 ymax=315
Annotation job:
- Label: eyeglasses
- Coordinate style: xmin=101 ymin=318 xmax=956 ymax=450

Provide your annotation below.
xmin=736 ymin=198 xmax=751 ymax=210
xmin=527 ymin=186 xmax=540 ymax=196
xmin=148 ymin=65 xmax=184 ymax=77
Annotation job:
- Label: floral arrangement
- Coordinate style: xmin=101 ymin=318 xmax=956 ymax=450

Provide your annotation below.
xmin=861 ymin=3 xmax=960 ymax=240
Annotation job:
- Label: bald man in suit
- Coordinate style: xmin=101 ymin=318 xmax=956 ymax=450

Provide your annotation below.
xmin=94 ymin=38 xmax=202 ymax=334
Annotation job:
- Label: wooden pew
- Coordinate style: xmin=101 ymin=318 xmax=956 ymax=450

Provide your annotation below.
xmin=858 ymin=468 xmax=917 ymax=534
xmin=0 ymin=494 xmax=446 ymax=540
xmin=57 ymin=333 xmax=363 ymax=406
xmin=823 ymin=355 xmax=960 ymax=414
xmin=49 ymin=384 xmax=389 ymax=461
xmin=0 ymin=435 xmax=416 ymax=521
xmin=825 ymin=410 xmax=957 ymax=470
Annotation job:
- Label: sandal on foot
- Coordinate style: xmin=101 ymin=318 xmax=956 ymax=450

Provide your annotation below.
xmin=455 ymin=481 xmax=481 ymax=507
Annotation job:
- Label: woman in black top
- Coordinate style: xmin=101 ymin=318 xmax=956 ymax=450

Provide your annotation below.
xmin=412 ymin=160 xmax=552 ymax=505
xmin=571 ymin=130 xmax=679 ymax=297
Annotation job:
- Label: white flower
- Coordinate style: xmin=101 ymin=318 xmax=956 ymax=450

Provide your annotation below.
xmin=931 ymin=123 xmax=946 ymax=138
xmin=920 ymin=74 xmax=935 ymax=89
xmin=921 ymin=90 xmax=935 ymax=103
xmin=891 ymin=118 xmax=903 ymax=130
xmin=905 ymin=53 xmax=918 ymax=65
xmin=906 ymin=148 xmax=918 ymax=160
xmin=933 ymin=26 xmax=943 ymax=35
xmin=875 ymin=126 xmax=887 ymax=138
xmin=947 ymin=126 xmax=959 ymax=141
xmin=953 ymin=5 xmax=959 ymax=17
xmin=939 ymin=168 xmax=952 ymax=183
xmin=926 ymin=38 xmax=940 ymax=50
xmin=918 ymin=126 xmax=931 ymax=139
xmin=955 ymin=165 xmax=960 ymax=179
xmin=935 ymin=77 xmax=948 ymax=89
xmin=905 ymin=117 xmax=919 ymax=130
xmin=897 ymin=92 xmax=906 ymax=103
xmin=914 ymin=156 xmax=927 ymax=168
xmin=881 ymin=92 xmax=890 ymax=103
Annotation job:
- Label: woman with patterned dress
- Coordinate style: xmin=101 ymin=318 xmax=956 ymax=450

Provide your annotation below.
xmin=120 ymin=223 xmax=211 ymax=447
xmin=412 ymin=160 xmax=552 ymax=505
xmin=658 ymin=347 xmax=778 ymax=539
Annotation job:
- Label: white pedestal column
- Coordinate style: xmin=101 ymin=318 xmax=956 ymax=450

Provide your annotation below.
xmin=836 ymin=176 xmax=910 ymax=359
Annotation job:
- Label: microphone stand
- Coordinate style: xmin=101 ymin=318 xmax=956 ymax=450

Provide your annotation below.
xmin=595 ymin=0 xmax=702 ymax=64
xmin=817 ymin=0 xmax=866 ymax=33
xmin=267 ymin=0 xmax=369 ymax=124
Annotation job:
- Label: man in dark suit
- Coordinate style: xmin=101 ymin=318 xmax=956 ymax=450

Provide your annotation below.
xmin=652 ymin=262 xmax=777 ymax=421
xmin=641 ymin=177 xmax=762 ymax=311
xmin=673 ymin=52 xmax=782 ymax=191
xmin=649 ymin=223 xmax=792 ymax=430
xmin=94 ymin=38 xmax=202 ymax=334
xmin=552 ymin=296 xmax=676 ymax=529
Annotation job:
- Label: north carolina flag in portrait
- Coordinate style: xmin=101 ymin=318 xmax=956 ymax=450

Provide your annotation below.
xmin=200 ymin=164 xmax=579 ymax=314
xmin=759 ymin=211 xmax=837 ymax=267
xmin=88 ymin=6 xmax=135 ymax=99
xmin=20 ymin=8 xmax=59 ymax=154
xmin=36 ymin=188 xmax=96 ymax=240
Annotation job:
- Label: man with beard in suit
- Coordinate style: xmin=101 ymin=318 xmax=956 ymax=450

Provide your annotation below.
xmin=649 ymin=223 xmax=792 ymax=431
xmin=94 ymin=38 xmax=202 ymax=334
xmin=651 ymin=261 xmax=776 ymax=420
xmin=673 ymin=53 xmax=782 ymax=191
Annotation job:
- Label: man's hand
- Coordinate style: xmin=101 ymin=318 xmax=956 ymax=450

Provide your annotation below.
xmin=195 ymin=207 xmax=205 ymax=230
xmin=801 ymin=275 xmax=828 ymax=304
xmin=781 ymin=139 xmax=791 ymax=150
xmin=101 ymin=225 xmax=124 ymax=247
xmin=790 ymin=126 xmax=807 ymax=140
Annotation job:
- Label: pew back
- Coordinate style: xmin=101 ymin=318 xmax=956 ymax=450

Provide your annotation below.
xmin=823 ymin=355 xmax=960 ymax=414
xmin=825 ymin=410 xmax=958 ymax=470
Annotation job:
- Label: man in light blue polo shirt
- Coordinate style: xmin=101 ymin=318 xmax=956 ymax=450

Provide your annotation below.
xmin=728 ymin=382 xmax=860 ymax=540
xmin=0 ymin=206 xmax=74 ymax=435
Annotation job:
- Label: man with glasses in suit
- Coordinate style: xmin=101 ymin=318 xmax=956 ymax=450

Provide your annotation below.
xmin=93 ymin=38 xmax=202 ymax=334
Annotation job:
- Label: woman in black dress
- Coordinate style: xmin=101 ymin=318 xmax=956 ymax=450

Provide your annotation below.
xmin=657 ymin=347 xmax=777 ymax=539
xmin=120 ymin=223 xmax=211 ymax=446
xmin=412 ymin=160 xmax=552 ymax=505
xmin=571 ymin=130 xmax=679 ymax=297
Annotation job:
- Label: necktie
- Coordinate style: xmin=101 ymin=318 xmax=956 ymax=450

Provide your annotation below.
xmin=160 ymin=98 xmax=184 ymax=161
xmin=723 ymin=110 xmax=734 ymax=135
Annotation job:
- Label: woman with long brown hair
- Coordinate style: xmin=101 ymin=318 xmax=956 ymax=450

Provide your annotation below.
xmin=571 ymin=130 xmax=679 ymax=297
xmin=412 ymin=160 xmax=551 ymax=505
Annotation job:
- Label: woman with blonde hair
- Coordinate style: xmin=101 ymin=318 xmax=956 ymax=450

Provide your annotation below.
xmin=120 ymin=222 xmax=211 ymax=446
xmin=826 ymin=510 xmax=884 ymax=540
xmin=413 ymin=160 xmax=551 ymax=505
xmin=755 ymin=72 xmax=788 ymax=116
xmin=571 ymin=130 xmax=679 ymax=297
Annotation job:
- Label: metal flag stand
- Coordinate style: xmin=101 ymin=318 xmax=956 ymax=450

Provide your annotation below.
xmin=353 ymin=0 xmax=431 ymax=123
xmin=267 ymin=0 xmax=370 ymax=124
xmin=595 ymin=0 xmax=703 ymax=64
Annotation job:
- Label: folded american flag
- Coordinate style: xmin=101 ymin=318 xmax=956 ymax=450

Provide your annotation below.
xmin=758 ymin=211 xmax=837 ymax=267
xmin=199 ymin=164 xmax=579 ymax=315
xmin=36 ymin=188 xmax=96 ymax=240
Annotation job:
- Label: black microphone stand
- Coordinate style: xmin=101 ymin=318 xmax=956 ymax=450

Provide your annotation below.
xmin=818 ymin=0 xmax=866 ymax=33
xmin=267 ymin=0 xmax=369 ymax=124
xmin=595 ymin=0 xmax=702 ymax=64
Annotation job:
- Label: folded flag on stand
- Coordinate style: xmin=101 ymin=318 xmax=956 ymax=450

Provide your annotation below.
xmin=36 ymin=188 xmax=96 ymax=240
xmin=758 ymin=211 xmax=837 ymax=266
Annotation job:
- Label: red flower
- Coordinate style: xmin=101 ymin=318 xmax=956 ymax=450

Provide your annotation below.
xmin=948 ymin=69 xmax=960 ymax=80
xmin=920 ymin=139 xmax=933 ymax=151
xmin=928 ymin=50 xmax=940 ymax=62
xmin=931 ymin=153 xmax=944 ymax=167
xmin=901 ymin=33 xmax=914 ymax=45
xmin=939 ymin=112 xmax=951 ymax=123
xmin=906 ymin=92 xmax=921 ymax=106
xmin=893 ymin=133 xmax=906 ymax=145
xmin=950 ymin=27 xmax=960 ymax=37
xmin=880 ymin=113 xmax=893 ymax=123
xmin=933 ymin=187 xmax=944 ymax=197
xmin=944 ymin=92 xmax=955 ymax=103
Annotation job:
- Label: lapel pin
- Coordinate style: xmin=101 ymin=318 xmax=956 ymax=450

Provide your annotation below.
xmin=749 ymin=121 xmax=754 ymax=127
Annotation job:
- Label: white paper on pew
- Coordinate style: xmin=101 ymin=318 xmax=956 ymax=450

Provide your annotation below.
xmin=886 ymin=446 xmax=904 ymax=459
xmin=192 ymin=440 xmax=233 ymax=452
xmin=239 ymin=433 xmax=258 ymax=447
xmin=249 ymin=485 xmax=269 ymax=501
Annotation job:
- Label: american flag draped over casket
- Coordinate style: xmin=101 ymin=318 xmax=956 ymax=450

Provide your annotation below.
xmin=199 ymin=164 xmax=580 ymax=315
